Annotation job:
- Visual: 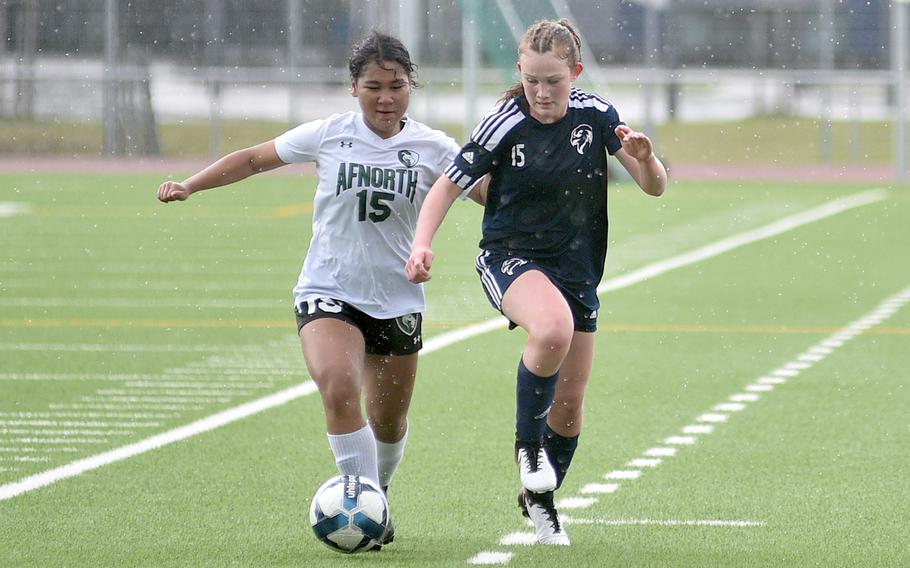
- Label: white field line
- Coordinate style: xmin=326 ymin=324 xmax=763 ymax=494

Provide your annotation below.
xmin=596 ymin=188 xmax=888 ymax=294
xmin=0 ymin=372 xmax=285 ymax=382
xmin=570 ymin=517 xmax=766 ymax=528
xmin=0 ymin=382 xmax=318 ymax=501
xmin=49 ymin=403 xmax=203 ymax=412
xmin=0 ymin=429 xmax=134 ymax=437
xmin=0 ymin=456 xmax=50 ymax=463
xmin=0 ymin=343 xmax=269 ymax=353
xmin=169 ymin=368 xmax=303 ymax=376
xmin=0 ymin=447 xmax=80 ymax=454
xmin=185 ymin=362 xmax=303 ymax=370
xmin=471 ymin=284 xmax=910 ymax=565
xmin=0 ymin=202 xmax=30 ymax=218
xmin=498 ymin=517 xmax=765 ymax=546
xmin=95 ymin=389 xmax=252 ymax=398
xmin=0 ymin=438 xmax=108 ymax=445
xmin=0 ymin=189 xmax=888 ymax=503
xmin=95 ymin=389 xmax=236 ymax=397
xmin=121 ymin=382 xmax=273 ymax=390
xmin=0 ymin=411 xmax=174 ymax=420
xmin=0 ymin=420 xmax=159 ymax=428
xmin=0 ymin=373 xmax=202 ymax=382
xmin=80 ymin=396 xmax=229 ymax=405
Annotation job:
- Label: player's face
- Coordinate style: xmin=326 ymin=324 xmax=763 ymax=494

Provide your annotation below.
xmin=351 ymin=60 xmax=411 ymax=139
xmin=518 ymin=50 xmax=582 ymax=124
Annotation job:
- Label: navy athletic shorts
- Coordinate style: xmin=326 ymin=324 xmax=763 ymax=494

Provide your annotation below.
xmin=474 ymin=250 xmax=599 ymax=332
xmin=294 ymin=297 xmax=422 ymax=356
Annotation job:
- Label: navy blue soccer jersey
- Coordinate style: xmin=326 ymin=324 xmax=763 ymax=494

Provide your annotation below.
xmin=445 ymin=88 xmax=625 ymax=294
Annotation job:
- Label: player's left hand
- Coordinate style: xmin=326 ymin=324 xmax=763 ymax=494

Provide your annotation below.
xmin=615 ymin=125 xmax=653 ymax=161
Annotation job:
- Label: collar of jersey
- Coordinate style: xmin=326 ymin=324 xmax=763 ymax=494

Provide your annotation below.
xmin=357 ymin=113 xmax=411 ymax=144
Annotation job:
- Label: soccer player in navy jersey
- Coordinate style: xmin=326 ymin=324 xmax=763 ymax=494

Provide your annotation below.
xmin=406 ymin=19 xmax=666 ymax=545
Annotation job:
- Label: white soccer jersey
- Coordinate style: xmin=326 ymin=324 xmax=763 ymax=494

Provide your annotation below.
xmin=274 ymin=111 xmax=459 ymax=319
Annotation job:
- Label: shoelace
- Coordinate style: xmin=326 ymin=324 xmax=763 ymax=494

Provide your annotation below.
xmin=541 ymin=498 xmax=562 ymax=532
xmin=521 ymin=444 xmax=543 ymax=472
xmin=529 ymin=492 xmax=562 ymax=532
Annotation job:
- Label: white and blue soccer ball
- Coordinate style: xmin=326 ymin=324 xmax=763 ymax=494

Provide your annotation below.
xmin=309 ymin=475 xmax=390 ymax=554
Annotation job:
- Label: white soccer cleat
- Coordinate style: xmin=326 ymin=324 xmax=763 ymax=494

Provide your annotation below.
xmin=519 ymin=490 xmax=570 ymax=546
xmin=515 ymin=443 xmax=557 ymax=493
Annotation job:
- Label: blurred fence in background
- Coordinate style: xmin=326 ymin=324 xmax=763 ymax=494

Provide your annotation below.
xmin=0 ymin=0 xmax=907 ymax=178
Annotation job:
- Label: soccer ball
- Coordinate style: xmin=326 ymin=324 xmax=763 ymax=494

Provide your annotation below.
xmin=309 ymin=475 xmax=390 ymax=554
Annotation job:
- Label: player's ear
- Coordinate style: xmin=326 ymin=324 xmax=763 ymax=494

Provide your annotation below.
xmin=571 ymin=62 xmax=583 ymax=82
xmin=350 ymin=80 xmax=357 ymax=97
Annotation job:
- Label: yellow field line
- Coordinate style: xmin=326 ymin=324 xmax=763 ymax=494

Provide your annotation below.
xmin=1 ymin=318 xmax=907 ymax=335
xmin=599 ymin=323 xmax=910 ymax=335
xmin=22 ymin=202 xmax=314 ymax=219
xmin=271 ymin=202 xmax=313 ymax=218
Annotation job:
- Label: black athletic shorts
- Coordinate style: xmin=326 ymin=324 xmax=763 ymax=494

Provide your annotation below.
xmin=294 ymin=297 xmax=422 ymax=356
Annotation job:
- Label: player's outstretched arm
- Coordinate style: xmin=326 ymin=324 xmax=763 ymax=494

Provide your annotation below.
xmin=614 ymin=125 xmax=667 ymax=197
xmin=157 ymin=140 xmax=287 ymax=203
xmin=406 ymin=175 xmax=464 ymax=284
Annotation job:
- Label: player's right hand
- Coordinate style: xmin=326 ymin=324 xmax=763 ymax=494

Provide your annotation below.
xmin=406 ymin=247 xmax=434 ymax=284
xmin=157 ymin=181 xmax=192 ymax=203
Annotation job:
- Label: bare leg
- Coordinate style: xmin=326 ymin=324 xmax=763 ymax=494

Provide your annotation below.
xmin=298 ymin=318 xmax=366 ymax=435
xmin=363 ymin=353 xmax=417 ymax=443
xmin=364 ymin=353 xmax=418 ymax=489
xmin=548 ymin=331 xmax=595 ymax=437
xmin=501 ymin=270 xmax=574 ymax=375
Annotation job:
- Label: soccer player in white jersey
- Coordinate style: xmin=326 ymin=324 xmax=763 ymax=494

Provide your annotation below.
xmin=158 ymin=31 xmax=483 ymax=550
xmin=407 ymin=19 xmax=667 ymax=545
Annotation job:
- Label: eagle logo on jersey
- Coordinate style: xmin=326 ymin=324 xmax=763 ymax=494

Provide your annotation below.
xmin=398 ymin=149 xmax=419 ymax=168
xmin=396 ymin=313 xmax=419 ymax=336
xmin=570 ymin=124 xmax=594 ymax=155
xmin=501 ymin=257 xmax=528 ymax=276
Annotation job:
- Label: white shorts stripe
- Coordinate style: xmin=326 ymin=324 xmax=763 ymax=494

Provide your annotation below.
xmin=475 ymin=253 xmax=503 ymax=309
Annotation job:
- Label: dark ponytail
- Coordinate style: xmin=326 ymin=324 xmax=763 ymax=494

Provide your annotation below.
xmin=349 ymin=31 xmax=420 ymax=88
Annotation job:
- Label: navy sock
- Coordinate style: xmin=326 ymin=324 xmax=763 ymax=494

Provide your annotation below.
xmin=515 ymin=357 xmax=558 ymax=444
xmin=544 ymin=425 xmax=579 ymax=489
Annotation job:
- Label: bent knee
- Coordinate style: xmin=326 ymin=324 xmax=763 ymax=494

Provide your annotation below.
xmin=527 ymin=316 xmax=574 ymax=354
xmin=314 ymin=372 xmax=360 ymax=410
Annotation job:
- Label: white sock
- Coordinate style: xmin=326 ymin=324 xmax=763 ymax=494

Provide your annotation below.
xmin=327 ymin=424 xmax=379 ymax=485
xmin=376 ymin=422 xmax=409 ymax=490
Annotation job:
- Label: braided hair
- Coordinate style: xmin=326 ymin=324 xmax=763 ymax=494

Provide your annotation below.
xmin=500 ymin=19 xmax=582 ymax=102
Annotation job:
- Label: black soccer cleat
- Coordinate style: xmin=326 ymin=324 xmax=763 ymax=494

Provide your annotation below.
xmin=367 ymin=516 xmax=395 ymax=551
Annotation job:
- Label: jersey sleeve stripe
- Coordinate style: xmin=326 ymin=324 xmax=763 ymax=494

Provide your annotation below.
xmin=472 ymin=101 xmax=524 ymax=150
xmin=445 ymin=163 xmax=473 ymax=189
xmin=569 ymin=89 xmax=613 ymax=112
xmin=470 ymin=99 xmax=512 ymax=141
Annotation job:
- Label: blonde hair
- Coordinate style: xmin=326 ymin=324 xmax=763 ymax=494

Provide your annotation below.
xmin=501 ymin=19 xmax=582 ymax=102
